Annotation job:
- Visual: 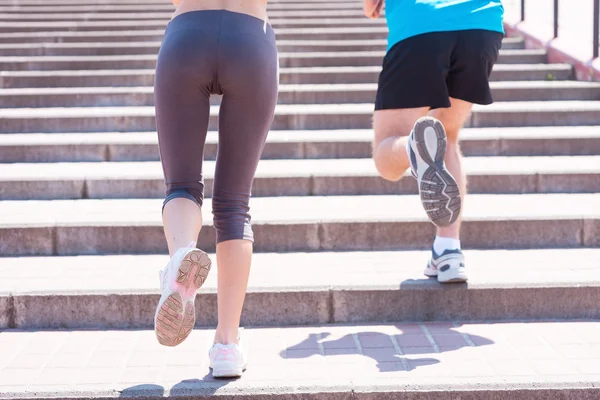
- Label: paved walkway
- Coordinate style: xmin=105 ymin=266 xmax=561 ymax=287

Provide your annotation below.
xmin=0 ymin=321 xmax=599 ymax=397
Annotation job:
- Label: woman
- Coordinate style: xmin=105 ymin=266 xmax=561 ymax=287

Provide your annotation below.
xmin=153 ymin=0 xmax=278 ymax=378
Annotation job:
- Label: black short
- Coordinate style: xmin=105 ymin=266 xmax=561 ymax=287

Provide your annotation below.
xmin=375 ymin=29 xmax=504 ymax=110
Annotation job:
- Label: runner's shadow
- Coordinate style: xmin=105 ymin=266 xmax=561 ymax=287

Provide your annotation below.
xmin=169 ymin=373 xmax=235 ymax=396
xmin=119 ymin=384 xmax=164 ymax=398
xmin=120 ymin=371 xmax=236 ymax=398
xmin=282 ymin=325 xmax=493 ymax=373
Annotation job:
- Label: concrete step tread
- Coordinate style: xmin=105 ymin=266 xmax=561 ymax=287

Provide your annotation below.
xmin=0 ymin=26 xmax=389 ymax=39
xmin=0 ymin=321 xmax=599 ymax=397
xmin=0 ymin=18 xmax=389 ymax=29
xmin=2 ymin=156 xmax=599 ymax=180
xmin=0 ymin=4 xmax=366 ymax=11
xmin=2 ymin=81 xmax=598 ymax=95
xmin=3 ymin=126 xmax=600 ymax=145
xmin=1 ymin=194 xmax=599 ymax=226
xmin=0 ymin=39 xmax=395 ymax=49
xmin=0 ymin=10 xmax=376 ymax=20
xmin=1 ymin=101 xmax=599 ymax=118
xmin=0 ymin=63 xmax=571 ymax=77
xmin=3 ymin=127 xmax=599 ymax=163
xmin=1 ymin=249 xmax=599 ymax=294
xmin=0 ymin=37 xmax=522 ymax=50
xmin=0 ymin=48 xmax=544 ymax=62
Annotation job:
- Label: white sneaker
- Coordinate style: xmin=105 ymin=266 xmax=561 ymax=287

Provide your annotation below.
xmin=209 ymin=339 xmax=247 ymax=379
xmin=407 ymin=116 xmax=462 ymax=227
xmin=154 ymin=243 xmax=211 ymax=347
xmin=424 ymin=247 xmax=468 ymax=283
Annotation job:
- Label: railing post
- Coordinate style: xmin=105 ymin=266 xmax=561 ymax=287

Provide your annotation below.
xmin=553 ymin=0 xmax=559 ymax=38
xmin=521 ymin=0 xmax=525 ymax=22
xmin=594 ymin=0 xmax=599 ymax=58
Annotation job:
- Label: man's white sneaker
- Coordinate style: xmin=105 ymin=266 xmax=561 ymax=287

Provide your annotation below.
xmin=407 ymin=116 xmax=462 ymax=227
xmin=154 ymin=244 xmax=211 ymax=347
xmin=209 ymin=341 xmax=247 ymax=379
xmin=425 ymin=247 xmax=468 ymax=284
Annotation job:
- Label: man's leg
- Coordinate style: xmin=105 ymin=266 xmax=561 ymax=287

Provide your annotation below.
xmin=428 ymin=97 xmax=473 ymax=241
xmin=372 ymin=107 xmax=429 ymax=182
xmin=417 ymin=97 xmax=472 ymax=284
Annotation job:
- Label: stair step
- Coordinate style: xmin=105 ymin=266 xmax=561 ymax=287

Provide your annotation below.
xmin=2 ymin=101 xmax=599 ymax=133
xmin=0 ymin=29 xmax=523 ymax=43
xmin=1 ymin=81 xmax=597 ymax=108
xmin=0 ymin=18 xmax=391 ymax=33
xmin=2 ymin=126 xmax=600 ymax=163
xmin=0 ymin=38 xmax=525 ymax=56
xmin=0 ymin=27 xmax=395 ymax=42
xmin=0 ymin=10 xmax=378 ymax=20
xmin=1 ymin=156 xmax=599 ymax=200
xmin=0 ymin=64 xmax=571 ymax=88
xmin=0 ymin=50 xmax=546 ymax=71
xmin=0 ymin=194 xmax=598 ymax=255
xmin=0 ymin=3 xmax=365 ymax=12
xmin=1 ymin=249 xmax=599 ymax=328
xmin=0 ymin=321 xmax=598 ymax=398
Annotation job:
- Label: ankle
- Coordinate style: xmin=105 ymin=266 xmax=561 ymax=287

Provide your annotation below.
xmin=214 ymin=327 xmax=240 ymax=345
xmin=433 ymin=236 xmax=461 ymax=254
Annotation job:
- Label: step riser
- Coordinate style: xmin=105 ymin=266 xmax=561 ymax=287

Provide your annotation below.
xmin=0 ymin=30 xmax=393 ymax=43
xmin=0 ymin=53 xmax=544 ymax=72
xmin=0 ymin=21 xmax=391 ymax=33
xmin=0 ymin=11 xmax=379 ymax=21
xmin=1 ymin=219 xmax=597 ymax=256
xmin=2 ymin=110 xmax=599 ymax=133
xmin=0 ymin=67 xmax=572 ymax=88
xmin=0 ymin=43 xmax=394 ymax=56
xmin=2 ymin=87 xmax=597 ymax=108
xmin=6 ymin=286 xmax=600 ymax=330
xmin=2 ymin=173 xmax=599 ymax=200
xmin=0 ymin=7 xmax=366 ymax=14
xmin=0 ymin=41 xmax=524 ymax=57
xmin=3 ymin=136 xmax=600 ymax=163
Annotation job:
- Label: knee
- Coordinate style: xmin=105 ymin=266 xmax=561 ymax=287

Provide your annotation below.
xmin=372 ymin=138 xmax=405 ymax=182
xmin=212 ymin=193 xmax=254 ymax=244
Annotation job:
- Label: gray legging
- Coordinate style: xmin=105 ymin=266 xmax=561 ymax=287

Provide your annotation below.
xmin=154 ymin=10 xmax=279 ymax=243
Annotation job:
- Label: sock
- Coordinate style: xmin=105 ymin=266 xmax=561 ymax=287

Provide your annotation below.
xmin=433 ymin=236 xmax=461 ymax=255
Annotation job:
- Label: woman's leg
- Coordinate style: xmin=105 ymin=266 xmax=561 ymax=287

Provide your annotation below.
xmin=153 ymin=21 xmax=216 ymax=346
xmin=212 ymin=19 xmax=279 ymax=345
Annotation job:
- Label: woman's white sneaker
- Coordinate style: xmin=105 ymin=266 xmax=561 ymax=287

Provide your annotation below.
xmin=154 ymin=243 xmax=211 ymax=347
xmin=209 ymin=341 xmax=247 ymax=379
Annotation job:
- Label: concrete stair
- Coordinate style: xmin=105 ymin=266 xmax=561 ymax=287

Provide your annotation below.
xmin=1 ymin=0 xmax=600 ymax=397
xmin=1 ymin=249 xmax=599 ymax=329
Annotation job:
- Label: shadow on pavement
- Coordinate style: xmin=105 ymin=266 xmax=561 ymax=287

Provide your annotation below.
xmin=120 ymin=370 xmax=238 ymax=398
xmin=282 ymin=324 xmax=494 ymax=373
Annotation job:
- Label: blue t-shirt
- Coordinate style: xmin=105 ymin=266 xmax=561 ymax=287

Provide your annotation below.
xmin=385 ymin=0 xmax=505 ymax=51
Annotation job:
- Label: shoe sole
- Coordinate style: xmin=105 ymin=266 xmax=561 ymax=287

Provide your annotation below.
xmin=155 ymin=249 xmax=211 ymax=347
xmin=412 ymin=117 xmax=462 ymax=227
xmin=438 ymin=273 xmax=468 ymax=284
xmin=211 ymin=366 xmax=245 ymax=379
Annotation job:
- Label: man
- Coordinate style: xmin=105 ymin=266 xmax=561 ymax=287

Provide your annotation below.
xmin=364 ymin=0 xmax=504 ymax=283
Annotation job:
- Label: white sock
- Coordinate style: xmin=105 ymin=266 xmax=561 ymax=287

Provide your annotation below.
xmin=433 ymin=236 xmax=461 ymax=254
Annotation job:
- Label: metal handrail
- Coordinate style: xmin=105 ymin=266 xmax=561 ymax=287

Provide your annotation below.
xmin=520 ymin=0 xmax=600 ymax=58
